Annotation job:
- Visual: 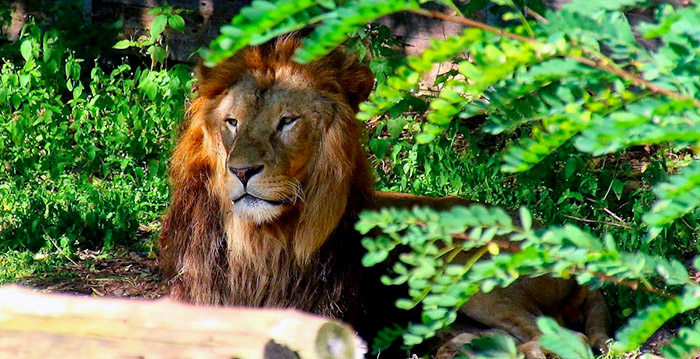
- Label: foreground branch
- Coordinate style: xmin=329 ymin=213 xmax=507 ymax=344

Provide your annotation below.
xmin=410 ymin=9 xmax=700 ymax=108
xmin=451 ymin=233 xmax=672 ymax=299
xmin=0 ymin=285 xmax=364 ymax=359
xmin=410 ymin=9 xmax=533 ymax=43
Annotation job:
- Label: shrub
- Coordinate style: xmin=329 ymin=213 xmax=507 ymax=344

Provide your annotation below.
xmin=0 ymin=16 xmax=193 ymax=252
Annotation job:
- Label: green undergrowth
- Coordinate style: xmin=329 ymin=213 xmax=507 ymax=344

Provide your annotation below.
xmin=0 ymin=4 xmax=193 ymax=256
xmin=0 ymin=250 xmax=67 ymax=284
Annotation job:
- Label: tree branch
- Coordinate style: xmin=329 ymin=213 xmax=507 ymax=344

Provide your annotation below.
xmin=410 ymin=9 xmax=700 ymax=108
xmin=451 ymin=234 xmax=673 ymax=299
xmin=410 ymin=9 xmax=533 ymax=43
xmin=0 ymin=285 xmax=364 ymax=359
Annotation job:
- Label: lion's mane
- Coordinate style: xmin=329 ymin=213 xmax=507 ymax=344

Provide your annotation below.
xmin=158 ymin=36 xmax=380 ymax=323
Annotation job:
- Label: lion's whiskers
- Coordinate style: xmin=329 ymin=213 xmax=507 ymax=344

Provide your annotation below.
xmin=288 ymin=179 xmax=305 ymax=205
xmin=253 ymin=177 xmax=305 ymax=205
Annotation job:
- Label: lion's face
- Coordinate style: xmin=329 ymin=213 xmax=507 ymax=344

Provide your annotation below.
xmin=212 ymin=73 xmax=332 ymax=223
xmin=178 ymin=36 xmax=375 ymax=260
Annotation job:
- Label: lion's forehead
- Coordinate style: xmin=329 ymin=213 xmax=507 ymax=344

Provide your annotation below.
xmin=216 ymin=74 xmax=324 ymax=126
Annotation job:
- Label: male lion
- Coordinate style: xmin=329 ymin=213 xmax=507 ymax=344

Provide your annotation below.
xmin=159 ymin=34 xmax=610 ymax=358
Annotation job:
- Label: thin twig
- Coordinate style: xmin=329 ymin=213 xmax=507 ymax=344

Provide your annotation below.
xmin=47 ymin=238 xmax=80 ymax=267
xmin=410 ymin=9 xmax=534 ymax=43
xmin=525 ymin=7 xmax=548 ymax=24
xmin=562 ymin=214 xmax=633 ymax=229
xmin=461 ymin=246 xmax=489 ymax=271
xmin=602 ymin=207 xmax=626 ymax=223
xmin=601 ymin=158 xmax=621 ymax=201
xmin=410 ymin=9 xmax=700 ymax=108
xmin=591 ymin=271 xmax=673 ymax=299
xmin=570 ymin=54 xmax=700 ymax=108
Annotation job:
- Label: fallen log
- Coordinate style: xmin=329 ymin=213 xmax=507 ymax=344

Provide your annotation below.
xmin=0 ymin=285 xmax=365 ymax=359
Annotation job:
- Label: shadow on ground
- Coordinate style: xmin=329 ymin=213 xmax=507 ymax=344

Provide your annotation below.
xmin=17 ymin=246 xmax=167 ymax=299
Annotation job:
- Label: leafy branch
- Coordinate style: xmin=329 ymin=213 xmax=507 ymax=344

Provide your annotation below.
xmin=410 ymin=8 xmax=700 ymax=108
xmin=359 ymin=205 xmax=698 ymax=352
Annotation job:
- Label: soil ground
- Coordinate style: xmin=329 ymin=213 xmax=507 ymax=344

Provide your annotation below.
xmin=16 ymin=246 xmax=167 ymax=299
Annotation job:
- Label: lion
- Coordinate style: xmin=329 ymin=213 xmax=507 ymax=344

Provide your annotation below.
xmin=158 ymin=34 xmax=610 ymax=359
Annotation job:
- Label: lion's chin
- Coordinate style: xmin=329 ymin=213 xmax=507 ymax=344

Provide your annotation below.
xmin=232 ymin=194 xmax=285 ymax=224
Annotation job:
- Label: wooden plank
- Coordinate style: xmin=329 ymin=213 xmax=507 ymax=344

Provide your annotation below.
xmin=0 ymin=285 xmax=365 ymax=359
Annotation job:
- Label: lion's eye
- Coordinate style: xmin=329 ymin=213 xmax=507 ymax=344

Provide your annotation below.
xmin=278 ymin=116 xmax=299 ymax=131
xmin=225 ymin=118 xmax=238 ymax=127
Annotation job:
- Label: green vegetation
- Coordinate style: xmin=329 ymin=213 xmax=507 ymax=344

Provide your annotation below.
xmin=1 ymin=0 xmax=699 ymax=357
xmin=205 ymin=0 xmax=700 ymax=357
xmin=0 ymin=3 xmax=193 ymax=275
xmin=112 ymin=2 xmax=188 ymax=70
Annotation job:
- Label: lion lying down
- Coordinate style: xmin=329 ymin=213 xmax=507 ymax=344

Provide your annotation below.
xmin=158 ymin=34 xmax=610 ymax=358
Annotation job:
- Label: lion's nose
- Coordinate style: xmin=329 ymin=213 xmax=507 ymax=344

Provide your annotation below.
xmin=230 ymin=165 xmax=263 ymax=186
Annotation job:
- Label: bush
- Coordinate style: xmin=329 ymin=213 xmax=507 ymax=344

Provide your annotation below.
xmin=0 ymin=15 xmax=193 ymax=252
xmin=204 ymin=0 xmax=700 ymax=357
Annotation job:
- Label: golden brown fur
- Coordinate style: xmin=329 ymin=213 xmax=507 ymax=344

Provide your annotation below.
xmin=159 ymin=35 xmax=375 ymax=319
xmin=158 ymin=35 xmax=609 ymax=358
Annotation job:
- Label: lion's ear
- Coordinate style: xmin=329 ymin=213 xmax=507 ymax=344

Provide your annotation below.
xmin=194 ymin=60 xmax=229 ymax=98
xmin=338 ymin=60 xmax=375 ymax=110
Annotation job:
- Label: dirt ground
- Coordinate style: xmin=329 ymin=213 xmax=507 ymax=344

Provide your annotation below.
xmin=18 ymin=246 xmax=168 ymax=299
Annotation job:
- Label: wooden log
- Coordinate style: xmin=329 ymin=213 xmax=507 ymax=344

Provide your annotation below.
xmin=0 ymin=285 xmax=365 ymax=359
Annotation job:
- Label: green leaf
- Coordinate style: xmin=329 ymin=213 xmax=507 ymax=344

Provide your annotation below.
xmin=168 ymin=15 xmax=186 ymax=33
xmin=415 ymin=133 xmax=435 ymax=144
xmin=614 ymin=297 xmax=683 ymax=351
xmin=369 ymin=138 xmax=390 ymax=158
xmin=519 ymin=207 xmax=532 ymax=231
xmin=387 ymin=116 xmax=408 ymax=138
xmin=611 ymin=179 xmax=624 ymax=200
xmin=468 ymin=333 xmax=520 ymax=359
xmin=150 ymin=46 xmax=168 ymax=63
xmin=143 ymin=81 xmax=158 ymax=101
xmin=395 ymin=298 xmax=415 ymax=310
xmin=20 ymin=40 xmax=33 ymax=62
xmin=150 ymin=14 xmax=168 ymax=38
xmin=538 ymin=317 xmax=594 ymax=359
xmin=317 ymin=0 xmax=336 ymax=9
xmin=113 ymin=39 xmax=132 ymax=50
xmin=362 ymin=250 xmax=389 ymax=267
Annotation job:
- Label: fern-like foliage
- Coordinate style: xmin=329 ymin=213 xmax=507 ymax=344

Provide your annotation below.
xmin=356 ymin=205 xmax=697 ymax=350
xmin=203 ymin=0 xmax=321 ymax=65
xmin=203 ymin=0 xmax=419 ymax=65
xmin=204 ymin=0 xmax=700 ymax=356
xmin=660 ymin=321 xmax=700 ymax=359
xmin=644 ymin=160 xmax=700 ymax=236
xmin=361 ymin=1 xmax=700 ymax=234
xmin=614 ymin=284 xmax=700 ymax=352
